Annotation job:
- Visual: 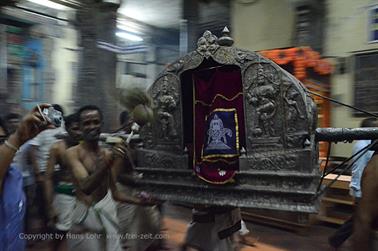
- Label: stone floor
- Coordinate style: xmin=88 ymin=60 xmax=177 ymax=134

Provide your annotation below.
xmin=162 ymin=205 xmax=351 ymax=251
xmin=27 ymin=203 xmax=351 ymax=251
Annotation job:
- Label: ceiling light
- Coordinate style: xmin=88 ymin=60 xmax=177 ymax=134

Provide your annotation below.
xmin=27 ymin=0 xmax=70 ymax=10
xmin=118 ymin=7 xmax=144 ymax=21
xmin=116 ymin=24 xmax=140 ymax=34
xmin=116 ymin=32 xmax=143 ymax=42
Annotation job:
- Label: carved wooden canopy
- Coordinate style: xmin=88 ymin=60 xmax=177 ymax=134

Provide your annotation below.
xmin=134 ymin=27 xmax=320 ymax=213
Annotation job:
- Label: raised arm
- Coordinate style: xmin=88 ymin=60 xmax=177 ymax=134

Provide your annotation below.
xmin=65 ymin=149 xmax=109 ymax=195
xmin=110 ymin=167 xmax=144 ymax=204
xmin=0 ymin=104 xmax=53 ymax=192
xmin=109 ymin=151 xmax=143 ymax=204
xmin=109 ymin=143 xmax=156 ymax=205
xmin=0 ymin=134 xmax=23 ymax=190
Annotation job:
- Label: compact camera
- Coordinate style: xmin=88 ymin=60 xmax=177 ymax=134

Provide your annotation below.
xmin=42 ymin=107 xmax=63 ymax=127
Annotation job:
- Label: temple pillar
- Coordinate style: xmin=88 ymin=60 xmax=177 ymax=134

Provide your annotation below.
xmin=76 ymin=0 xmax=120 ymax=130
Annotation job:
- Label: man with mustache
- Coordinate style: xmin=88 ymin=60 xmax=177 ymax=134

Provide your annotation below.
xmin=65 ymin=105 xmax=146 ymax=251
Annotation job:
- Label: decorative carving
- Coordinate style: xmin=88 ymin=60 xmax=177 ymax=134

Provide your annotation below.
xmin=284 ymin=85 xmax=305 ymax=132
xmin=142 ymin=152 xmax=176 ymax=169
xmin=139 ymin=123 xmax=154 ymax=148
xmin=212 ymin=47 xmax=237 ymax=65
xmin=237 ymin=176 xmax=315 ymax=191
xmin=247 ymin=154 xmax=297 ymax=171
xmin=166 ymin=58 xmax=185 ymax=73
xmin=137 ymin=150 xmax=188 ymax=170
xmin=247 ymin=137 xmax=282 ymax=150
xmin=181 ymin=51 xmax=204 ymax=72
xmin=151 ymin=75 xmax=179 ymax=140
xmin=196 ymin=30 xmax=219 ymax=59
xmin=286 ymin=133 xmax=308 ymax=148
xmin=307 ymin=94 xmax=318 ymax=132
xmin=245 ymin=64 xmax=280 ymax=137
xmin=235 ymin=49 xmax=258 ymax=64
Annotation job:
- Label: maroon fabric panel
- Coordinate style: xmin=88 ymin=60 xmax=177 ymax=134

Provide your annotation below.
xmin=192 ymin=66 xmax=245 ymax=184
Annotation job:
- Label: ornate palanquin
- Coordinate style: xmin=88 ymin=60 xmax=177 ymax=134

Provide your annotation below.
xmin=134 ymin=28 xmax=320 ymax=213
xmin=260 ymin=47 xmax=333 ymax=158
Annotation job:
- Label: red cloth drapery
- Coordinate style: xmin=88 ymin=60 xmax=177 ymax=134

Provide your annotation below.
xmin=192 ymin=65 xmax=245 ymax=184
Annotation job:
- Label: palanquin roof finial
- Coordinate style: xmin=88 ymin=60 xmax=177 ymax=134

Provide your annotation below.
xmin=196 ymin=30 xmax=219 ymax=58
xmin=218 ymin=26 xmax=234 ymax=47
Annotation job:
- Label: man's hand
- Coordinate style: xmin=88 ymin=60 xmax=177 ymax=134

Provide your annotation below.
xmin=112 ymin=140 xmax=130 ymax=160
xmin=15 ymin=104 xmax=55 ymax=145
xmin=137 ymin=191 xmax=162 ymax=206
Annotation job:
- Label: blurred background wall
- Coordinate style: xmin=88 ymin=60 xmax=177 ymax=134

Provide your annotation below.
xmin=324 ymin=0 xmax=378 ymax=156
xmin=232 ymin=0 xmax=295 ymax=51
xmin=232 ymin=0 xmax=378 ymax=157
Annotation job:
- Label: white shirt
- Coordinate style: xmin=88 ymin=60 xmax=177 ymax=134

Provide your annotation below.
xmin=29 ymin=126 xmax=66 ymax=172
xmin=12 ymin=140 xmax=34 ymax=186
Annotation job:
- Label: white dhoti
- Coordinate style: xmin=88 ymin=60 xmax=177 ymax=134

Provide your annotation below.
xmin=53 ymin=193 xmax=76 ymax=231
xmin=184 ymin=207 xmax=241 ymax=251
xmin=53 ymin=182 xmax=76 ymax=232
xmin=116 ymin=183 xmax=161 ymax=251
xmin=67 ymin=191 xmax=122 ymax=251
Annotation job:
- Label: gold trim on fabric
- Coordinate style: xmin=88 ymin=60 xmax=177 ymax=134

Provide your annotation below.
xmin=193 ymin=75 xmax=239 ymax=184
xmin=193 ymin=77 xmax=196 ymax=171
xmin=196 ymin=171 xmax=236 ymax=185
xmin=198 ymin=158 xmax=239 ymax=165
xmin=195 ymin=92 xmax=243 ymax=107
xmin=201 ymin=108 xmax=240 ymax=159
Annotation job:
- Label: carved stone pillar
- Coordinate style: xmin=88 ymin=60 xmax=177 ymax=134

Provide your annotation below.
xmin=97 ymin=2 xmax=119 ymax=130
xmin=76 ymin=0 xmax=120 ymax=130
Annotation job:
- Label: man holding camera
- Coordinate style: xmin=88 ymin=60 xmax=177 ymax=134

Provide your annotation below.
xmin=0 ymin=104 xmax=56 ymax=251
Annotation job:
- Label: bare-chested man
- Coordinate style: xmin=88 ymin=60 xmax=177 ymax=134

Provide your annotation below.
xmin=44 ymin=113 xmax=81 ymax=250
xmin=113 ymin=115 xmax=163 ymax=251
xmin=65 ymin=105 xmax=146 ymax=251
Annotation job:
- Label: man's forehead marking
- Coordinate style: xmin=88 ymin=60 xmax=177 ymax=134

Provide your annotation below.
xmin=82 ymin=110 xmax=99 ymax=117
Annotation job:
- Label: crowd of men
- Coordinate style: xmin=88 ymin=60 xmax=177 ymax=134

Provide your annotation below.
xmin=0 ymin=104 xmax=165 ymax=251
